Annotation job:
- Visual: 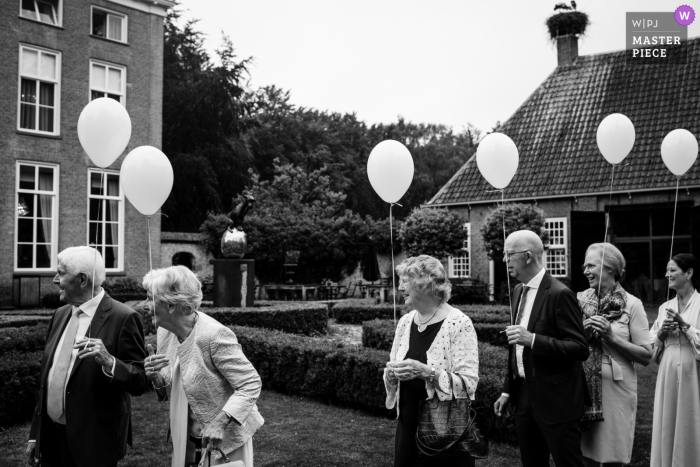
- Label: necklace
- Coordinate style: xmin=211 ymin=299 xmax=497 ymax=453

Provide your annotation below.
xmin=417 ymin=304 xmax=440 ymax=332
xmin=177 ymin=312 xmax=198 ymax=343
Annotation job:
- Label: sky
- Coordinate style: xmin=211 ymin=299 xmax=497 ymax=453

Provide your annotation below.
xmin=176 ymin=0 xmax=700 ymax=134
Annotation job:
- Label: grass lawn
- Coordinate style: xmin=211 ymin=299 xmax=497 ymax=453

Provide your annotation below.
xmin=0 ymin=389 xmax=524 ymax=467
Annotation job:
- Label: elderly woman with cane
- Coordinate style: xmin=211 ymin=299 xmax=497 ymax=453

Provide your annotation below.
xmin=383 ymin=255 xmax=479 ymax=467
xmin=143 ymin=265 xmax=263 ymax=467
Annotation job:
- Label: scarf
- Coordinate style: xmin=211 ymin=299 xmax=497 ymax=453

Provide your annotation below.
xmin=577 ymin=282 xmax=627 ymax=424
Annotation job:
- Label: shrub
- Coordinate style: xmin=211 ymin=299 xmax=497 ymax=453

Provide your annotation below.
xmin=103 ymin=277 xmax=147 ymax=302
xmin=202 ymin=303 xmax=328 ymax=336
xmin=0 ymin=315 xmax=51 ymax=329
xmin=0 ymin=351 xmax=42 ymax=429
xmin=334 ymin=302 xmax=406 ymax=324
xmin=398 ymin=207 xmax=465 ymax=258
xmin=480 ymin=203 xmax=549 ymax=263
xmin=0 ymin=324 xmax=48 ymax=357
xmin=41 ymin=291 xmax=63 ymax=309
xmin=233 ymin=325 xmax=516 ymax=443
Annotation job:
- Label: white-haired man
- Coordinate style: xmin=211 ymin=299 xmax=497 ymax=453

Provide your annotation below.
xmin=27 ymin=246 xmax=149 ymax=467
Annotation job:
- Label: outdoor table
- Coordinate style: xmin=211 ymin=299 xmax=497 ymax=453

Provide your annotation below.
xmin=361 ymin=284 xmax=389 ymax=304
xmin=260 ymin=284 xmax=321 ymax=301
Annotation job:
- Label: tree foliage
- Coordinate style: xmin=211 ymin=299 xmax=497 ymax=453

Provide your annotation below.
xmin=399 ymin=208 xmax=466 ymax=258
xmin=480 ymin=204 xmax=550 ymax=263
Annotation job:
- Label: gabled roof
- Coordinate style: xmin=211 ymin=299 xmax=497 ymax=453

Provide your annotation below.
xmin=428 ymin=38 xmax=700 ymax=206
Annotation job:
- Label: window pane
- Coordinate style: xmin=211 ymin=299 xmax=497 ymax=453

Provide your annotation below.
xmin=36 ymin=195 xmax=52 ymax=217
xmin=92 ymin=64 xmax=106 ymax=90
xmin=18 ymin=193 xmax=34 ymax=216
xmin=38 ymin=106 xmax=54 ymax=132
xmin=36 ymin=219 xmax=51 ymax=243
xmin=91 ymin=172 xmax=105 ymax=195
xmin=612 ymin=210 xmax=649 ymax=237
xmin=20 ymin=78 xmax=37 ymax=103
xmin=21 ymin=49 xmax=38 ymax=76
xmin=651 ymin=206 xmax=692 ymax=237
xmin=21 ymin=0 xmax=37 ymax=19
xmin=38 ymin=167 xmax=54 ymax=191
xmin=92 ymin=10 xmax=106 ymax=37
xmin=18 ymin=218 xmax=34 ymax=242
xmin=108 ymin=68 xmax=121 ymax=93
xmin=105 ymin=200 xmax=119 ymax=222
xmin=106 ymin=175 xmax=119 ymax=196
xmin=19 ymin=166 xmax=35 ymax=190
xmin=107 ymin=94 xmax=121 ymax=102
xmin=39 ymin=53 xmax=56 ymax=80
xmin=104 ymin=247 xmax=117 ymax=269
xmin=91 ymin=90 xmax=104 ymax=101
xmin=89 ymin=222 xmax=103 ymax=244
xmin=17 ymin=244 xmax=33 ymax=268
xmin=108 ymin=15 xmax=123 ymax=41
xmin=36 ymin=1 xmax=56 ymax=25
xmin=36 ymin=244 xmax=51 ymax=268
xmin=105 ymin=222 xmax=118 ymax=244
xmin=89 ymin=199 xmax=102 ymax=221
xmin=20 ymin=104 xmax=36 ymax=130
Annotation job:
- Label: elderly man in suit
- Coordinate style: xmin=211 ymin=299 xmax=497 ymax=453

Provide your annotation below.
xmin=26 ymin=246 xmax=149 ymax=467
xmin=493 ymin=230 xmax=589 ymax=467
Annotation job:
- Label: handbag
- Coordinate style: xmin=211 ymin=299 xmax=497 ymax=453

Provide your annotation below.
xmin=197 ymin=448 xmax=245 ymax=467
xmin=415 ymin=373 xmax=489 ymax=459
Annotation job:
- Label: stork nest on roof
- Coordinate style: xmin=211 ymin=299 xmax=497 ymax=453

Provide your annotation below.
xmin=546 ymin=11 xmax=590 ymax=41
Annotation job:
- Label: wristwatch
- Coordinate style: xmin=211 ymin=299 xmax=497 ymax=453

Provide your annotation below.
xmin=430 ymin=367 xmax=436 ymax=382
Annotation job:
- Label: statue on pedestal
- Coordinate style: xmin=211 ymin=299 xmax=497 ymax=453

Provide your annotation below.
xmin=221 ymin=192 xmax=255 ymax=259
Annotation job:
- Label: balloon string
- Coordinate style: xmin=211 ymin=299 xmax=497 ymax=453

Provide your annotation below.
xmin=597 ymin=164 xmax=616 ymax=310
xmin=389 ymin=203 xmax=401 ymax=327
xmin=87 ymin=168 xmax=104 ymax=343
xmin=666 ymin=177 xmax=681 ymax=305
xmin=499 ymin=189 xmax=514 ymax=324
xmin=147 ymin=215 xmax=156 ymax=330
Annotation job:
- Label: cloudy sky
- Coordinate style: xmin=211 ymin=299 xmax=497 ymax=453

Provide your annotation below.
xmin=177 ymin=0 xmax=699 ymax=134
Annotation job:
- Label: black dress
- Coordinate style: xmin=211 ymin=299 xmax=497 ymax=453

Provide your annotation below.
xmin=394 ymin=319 xmax=474 ymax=467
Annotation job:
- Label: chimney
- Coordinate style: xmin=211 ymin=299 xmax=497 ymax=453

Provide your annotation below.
xmin=557 ymin=34 xmax=578 ymax=66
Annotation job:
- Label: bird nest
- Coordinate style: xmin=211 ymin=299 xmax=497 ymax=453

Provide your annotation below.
xmin=546 ymin=11 xmax=590 ymax=40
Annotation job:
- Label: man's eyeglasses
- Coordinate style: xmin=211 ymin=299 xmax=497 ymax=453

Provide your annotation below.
xmin=504 ymin=250 xmax=529 ymax=262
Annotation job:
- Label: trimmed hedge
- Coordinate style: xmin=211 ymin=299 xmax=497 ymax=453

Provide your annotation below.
xmin=205 ymin=303 xmax=328 ymax=336
xmin=0 ymin=315 xmax=51 ymax=328
xmin=0 ymin=351 xmax=42 ymax=429
xmin=334 ymin=302 xmax=510 ymax=325
xmin=0 ymin=324 xmax=48 ymax=356
xmin=232 ymin=325 xmax=516 ymax=443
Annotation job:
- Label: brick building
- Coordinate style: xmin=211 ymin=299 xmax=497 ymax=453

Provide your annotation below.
xmin=0 ymin=0 xmax=174 ymax=307
xmin=427 ymin=35 xmax=700 ymax=306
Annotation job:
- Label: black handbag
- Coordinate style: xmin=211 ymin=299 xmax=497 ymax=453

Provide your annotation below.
xmin=415 ymin=373 xmax=489 ymax=459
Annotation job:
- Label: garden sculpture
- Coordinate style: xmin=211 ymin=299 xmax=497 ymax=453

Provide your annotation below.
xmin=221 ymin=192 xmax=255 ymax=258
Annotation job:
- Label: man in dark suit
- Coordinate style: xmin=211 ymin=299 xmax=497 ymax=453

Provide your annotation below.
xmin=493 ymin=230 xmax=589 ymax=467
xmin=26 ymin=246 xmax=149 ymax=467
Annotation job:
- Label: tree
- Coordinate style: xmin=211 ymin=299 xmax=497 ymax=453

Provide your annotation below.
xmin=161 ymin=9 xmax=253 ymax=231
xmin=480 ymin=203 xmax=550 ymax=263
xmin=399 ymin=208 xmax=466 ymax=258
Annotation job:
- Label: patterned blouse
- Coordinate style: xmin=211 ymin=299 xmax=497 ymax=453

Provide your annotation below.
xmin=384 ymin=306 xmax=479 ymax=415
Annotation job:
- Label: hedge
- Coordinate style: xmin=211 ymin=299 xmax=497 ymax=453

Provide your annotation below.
xmin=0 ymin=351 xmax=42 ymax=429
xmin=232 ymin=325 xmax=516 ymax=444
xmin=334 ymin=302 xmax=510 ymax=325
xmin=204 ymin=303 xmax=328 ymax=336
xmin=0 ymin=315 xmax=51 ymax=329
xmin=0 ymin=324 xmax=48 ymax=356
xmin=362 ymin=319 xmax=510 ymax=350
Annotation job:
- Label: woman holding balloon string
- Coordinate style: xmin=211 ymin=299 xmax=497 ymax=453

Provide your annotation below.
xmin=649 ymin=253 xmax=700 ymax=467
xmin=576 ymin=243 xmax=651 ymax=467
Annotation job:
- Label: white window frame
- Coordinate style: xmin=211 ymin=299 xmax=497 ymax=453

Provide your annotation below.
xmin=15 ymin=161 xmax=60 ymax=272
xmin=17 ymin=44 xmax=61 ymax=136
xmin=89 ymin=60 xmax=127 ymax=105
xmin=86 ymin=169 xmax=125 ymax=272
xmin=19 ymin=0 xmax=63 ymax=27
xmin=90 ymin=6 xmax=128 ymax=43
xmin=545 ymin=217 xmax=568 ymax=277
xmin=449 ymin=223 xmax=471 ymax=278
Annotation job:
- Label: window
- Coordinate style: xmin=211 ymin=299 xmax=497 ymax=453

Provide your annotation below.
xmin=18 ymin=45 xmax=61 ymax=135
xmin=91 ymin=7 xmax=127 ymax=43
xmin=15 ymin=162 xmax=58 ymax=270
xmin=90 ymin=61 xmax=126 ymax=104
xmin=545 ymin=217 xmax=568 ymax=277
xmin=20 ymin=0 xmax=61 ymax=26
xmin=87 ymin=170 xmax=124 ymax=271
xmin=449 ymin=223 xmax=471 ymax=278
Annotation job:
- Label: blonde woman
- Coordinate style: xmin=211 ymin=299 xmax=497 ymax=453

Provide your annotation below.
xmin=384 ymin=255 xmax=479 ymax=467
xmin=143 ymin=266 xmax=263 ymax=467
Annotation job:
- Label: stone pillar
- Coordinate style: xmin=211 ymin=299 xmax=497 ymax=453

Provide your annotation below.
xmin=211 ymin=259 xmax=255 ymax=308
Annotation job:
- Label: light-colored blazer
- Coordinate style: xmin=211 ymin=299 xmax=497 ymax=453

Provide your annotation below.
xmin=384 ymin=307 xmax=479 ymax=416
xmin=157 ymin=311 xmax=264 ymax=455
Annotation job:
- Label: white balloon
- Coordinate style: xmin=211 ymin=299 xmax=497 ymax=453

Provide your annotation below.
xmin=367 ymin=140 xmax=414 ymax=203
xmin=661 ymin=129 xmax=698 ymax=176
xmin=78 ymin=98 xmax=132 ymax=168
xmin=120 ymin=146 xmax=174 ymax=216
xmin=476 ymin=133 xmax=519 ymax=189
xmin=596 ymin=113 xmax=635 ymax=165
